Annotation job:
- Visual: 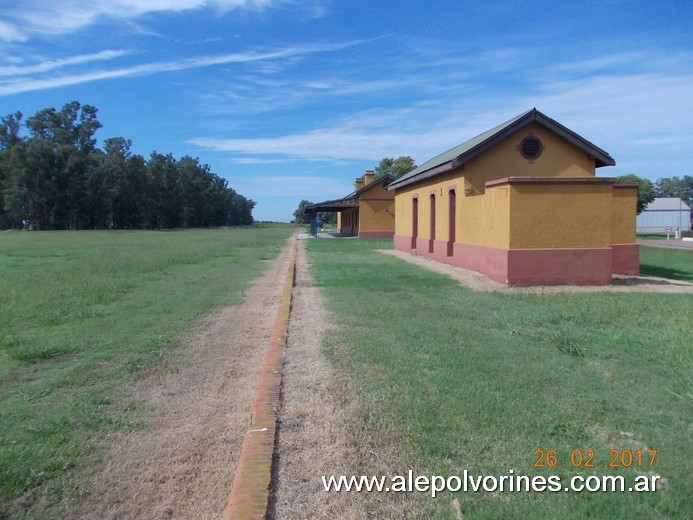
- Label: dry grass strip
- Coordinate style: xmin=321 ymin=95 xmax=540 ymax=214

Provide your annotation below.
xmin=71 ymin=238 xmax=294 ymax=519
xmin=224 ymin=239 xmax=297 ymax=519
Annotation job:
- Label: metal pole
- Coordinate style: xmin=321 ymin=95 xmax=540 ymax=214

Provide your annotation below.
xmin=310 ymin=214 xmax=317 ymax=237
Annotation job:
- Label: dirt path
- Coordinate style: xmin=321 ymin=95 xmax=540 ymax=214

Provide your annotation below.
xmin=75 ymin=238 xmax=369 ymax=519
xmin=72 ymin=237 xmax=688 ymax=518
xmin=77 ymin=239 xmax=294 ymax=519
xmin=270 ymin=239 xmax=365 ymax=519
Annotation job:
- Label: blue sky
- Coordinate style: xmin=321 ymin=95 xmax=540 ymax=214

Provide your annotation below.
xmin=1 ymin=0 xmax=691 ymax=222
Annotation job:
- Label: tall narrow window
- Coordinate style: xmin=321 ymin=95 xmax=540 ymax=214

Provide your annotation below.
xmin=429 ymin=194 xmax=436 ymax=253
xmin=412 ymin=197 xmax=418 ymax=250
xmin=448 ymin=189 xmax=456 ymax=256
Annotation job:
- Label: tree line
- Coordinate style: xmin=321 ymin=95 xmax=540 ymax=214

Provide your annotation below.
xmin=0 ymin=101 xmax=254 ymax=230
xmin=618 ymin=174 xmax=693 ymax=214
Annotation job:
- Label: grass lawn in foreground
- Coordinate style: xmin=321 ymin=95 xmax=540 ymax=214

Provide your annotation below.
xmin=307 ymin=238 xmax=692 ymax=519
xmin=0 ymin=225 xmax=293 ymax=515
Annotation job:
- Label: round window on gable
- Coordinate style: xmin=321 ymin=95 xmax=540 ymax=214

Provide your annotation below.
xmin=519 ymin=136 xmax=543 ymax=160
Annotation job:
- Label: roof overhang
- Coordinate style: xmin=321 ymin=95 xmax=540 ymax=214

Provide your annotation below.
xmin=304 ymin=197 xmax=358 ymax=213
xmin=304 ymin=173 xmax=395 ymax=213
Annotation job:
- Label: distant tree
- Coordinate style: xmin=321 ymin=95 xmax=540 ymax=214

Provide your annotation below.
xmin=318 ymin=211 xmax=337 ymax=225
xmin=0 ymin=112 xmax=24 ymax=228
xmin=374 ymin=156 xmax=417 ymax=178
xmin=4 ymin=134 xmax=55 ymax=229
xmin=91 ymin=137 xmax=147 ymax=229
xmin=618 ymin=174 xmax=656 ymax=214
xmin=147 ymin=152 xmax=182 ymax=229
xmin=0 ymin=112 xmax=22 ymax=148
xmin=655 ymin=175 xmax=693 ymax=208
xmin=0 ymin=101 xmax=255 ymax=230
xmin=293 ymin=199 xmax=314 ymax=224
xmin=224 ymin=187 xmax=255 ymax=226
xmin=26 ymin=101 xmax=102 ymax=229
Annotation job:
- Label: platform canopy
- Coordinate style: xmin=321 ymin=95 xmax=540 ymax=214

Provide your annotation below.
xmin=304 ymin=195 xmax=358 ymax=213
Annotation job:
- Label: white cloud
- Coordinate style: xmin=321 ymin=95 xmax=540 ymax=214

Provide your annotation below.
xmin=0 ymin=41 xmax=363 ymax=95
xmin=189 ymin=124 xmax=460 ymax=164
xmin=524 ymin=73 xmax=693 ymax=148
xmin=0 ymin=20 xmax=27 ymax=43
xmin=0 ymin=49 xmax=132 ymax=77
xmin=189 ymin=68 xmax=693 ymax=181
xmin=1 ymin=0 xmax=327 ymax=41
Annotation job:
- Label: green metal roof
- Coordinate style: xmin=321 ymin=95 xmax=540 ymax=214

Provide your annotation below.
xmin=387 ymin=108 xmax=615 ymax=191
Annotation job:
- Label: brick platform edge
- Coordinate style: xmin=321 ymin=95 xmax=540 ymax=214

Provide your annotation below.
xmin=224 ymin=237 xmax=297 ymax=520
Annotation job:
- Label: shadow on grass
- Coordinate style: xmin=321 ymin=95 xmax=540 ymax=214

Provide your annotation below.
xmin=640 ymin=263 xmax=693 ymax=283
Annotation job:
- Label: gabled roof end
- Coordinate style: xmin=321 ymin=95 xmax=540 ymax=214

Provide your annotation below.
xmin=387 ymin=109 xmax=615 ymax=191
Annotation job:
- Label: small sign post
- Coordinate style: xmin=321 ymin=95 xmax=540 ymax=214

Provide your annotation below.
xmin=665 ymin=225 xmax=673 ymax=240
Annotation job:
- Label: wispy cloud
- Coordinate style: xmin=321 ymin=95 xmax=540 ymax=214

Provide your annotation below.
xmin=0 ymin=41 xmax=364 ymax=96
xmin=0 ymin=49 xmax=133 ymax=77
xmin=205 ymin=74 xmax=438 ymax=116
xmin=188 ymin=122 xmax=459 ymax=163
xmin=188 ymin=65 xmax=693 ymax=175
xmin=521 ymin=72 xmax=693 ymax=175
xmin=0 ymin=20 xmax=27 ymax=43
xmin=1 ymin=0 xmax=312 ymax=41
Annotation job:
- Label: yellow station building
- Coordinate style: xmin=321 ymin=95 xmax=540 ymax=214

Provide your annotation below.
xmin=386 ymin=108 xmax=640 ymax=286
xmin=306 ymin=171 xmax=395 ymax=237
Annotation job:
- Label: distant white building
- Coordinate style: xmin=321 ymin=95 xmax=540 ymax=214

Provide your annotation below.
xmin=637 ymin=197 xmax=691 ymax=231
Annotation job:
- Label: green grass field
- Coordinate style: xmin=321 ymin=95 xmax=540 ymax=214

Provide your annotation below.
xmin=0 ymin=225 xmax=293 ymax=515
xmin=307 ymin=239 xmax=692 ymax=519
xmin=637 ymin=233 xmax=668 ymax=240
xmin=640 ymin=245 xmax=693 ymax=282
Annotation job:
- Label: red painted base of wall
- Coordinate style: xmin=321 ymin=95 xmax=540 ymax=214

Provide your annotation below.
xmin=431 ymin=239 xmax=452 ymax=263
xmin=611 ymin=243 xmax=640 ymax=275
xmin=392 ymin=235 xmax=634 ymax=286
xmin=415 ymin=236 xmax=428 ymax=253
xmin=452 ymin=243 xmax=509 ymax=284
xmin=394 ymin=234 xmax=414 ymax=251
xmin=360 ymin=230 xmax=395 ymax=238
xmin=506 ymin=247 xmax=613 ymax=286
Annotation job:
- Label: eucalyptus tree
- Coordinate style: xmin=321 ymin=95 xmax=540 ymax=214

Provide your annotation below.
xmin=0 ymin=112 xmax=24 ymax=228
xmin=374 ymin=156 xmax=417 ymax=179
xmin=0 ymin=101 xmax=255 ymax=229
xmin=20 ymin=102 xmax=102 ymax=229
xmin=655 ymin=176 xmax=693 ymax=208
